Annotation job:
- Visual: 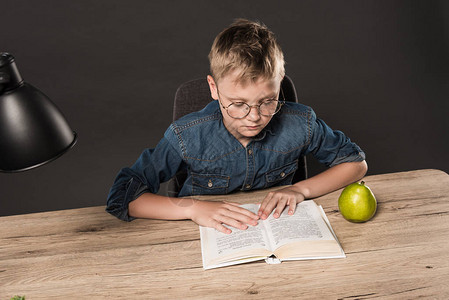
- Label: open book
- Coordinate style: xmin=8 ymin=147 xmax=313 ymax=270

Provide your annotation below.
xmin=200 ymin=200 xmax=345 ymax=270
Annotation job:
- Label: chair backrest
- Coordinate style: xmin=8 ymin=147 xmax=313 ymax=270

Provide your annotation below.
xmin=167 ymin=75 xmax=307 ymax=196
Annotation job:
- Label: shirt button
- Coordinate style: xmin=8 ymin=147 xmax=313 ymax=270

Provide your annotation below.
xmin=280 ymin=172 xmax=286 ymax=178
xmin=245 ymin=184 xmax=251 ymax=189
xmin=248 ymin=149 xmax=253 ymax=155
xmin=208 ymin=180 xmax=213 ymax=188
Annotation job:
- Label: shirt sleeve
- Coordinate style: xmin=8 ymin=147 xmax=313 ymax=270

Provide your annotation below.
xmin=106 ymin=132 xmax=184 ymax=222
xmin=305 ymin=108 xmax=366 ymax=167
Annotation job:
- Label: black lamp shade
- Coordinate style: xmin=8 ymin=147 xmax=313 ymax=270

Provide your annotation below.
xmin=0 ymin=53 xmax=77 ymax=172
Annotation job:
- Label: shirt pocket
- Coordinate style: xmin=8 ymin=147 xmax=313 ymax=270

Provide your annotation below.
xmin=265 ymin=160 xmax=298 ymax=187
xmin=191 ymin=173 xmax=230 ymax=195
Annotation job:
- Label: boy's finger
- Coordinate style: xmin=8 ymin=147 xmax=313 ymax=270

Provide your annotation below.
xmin=273 ymin=197 xmax=288 ymax=218
xmin=212 ymin=221 xmax=232 ymax=234
xmin=287 ymin=199 xmax=296 ymax=215
xmin=226 ymin=204 xmax=259 ymax=219
xmin=218 ymin=214 xmax=249 ymax=231
xmin=258 ymin=192 xmax=273 ymax=216
xmin=224 ymin=207 xmax=259 ymax=225
xmin=261 ymin=198 xmax=279 ymax=220
xmin=223 ymin=201 xmax=240 ymax=206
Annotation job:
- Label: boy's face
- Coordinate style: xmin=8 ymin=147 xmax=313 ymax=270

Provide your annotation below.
xmin=207 ymin=70 xmax=282 ymax=147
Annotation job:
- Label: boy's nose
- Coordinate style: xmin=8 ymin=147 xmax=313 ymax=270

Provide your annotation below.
xmin=246 ymin=106 xmax=261 ymax=121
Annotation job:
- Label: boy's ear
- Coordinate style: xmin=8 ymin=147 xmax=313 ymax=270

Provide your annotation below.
xmin=207 ymin=75 xmax=219 ymax=100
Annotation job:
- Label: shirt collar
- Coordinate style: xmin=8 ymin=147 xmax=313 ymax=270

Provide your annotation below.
xmin=253 ymin=115 xmax=277 ymax=141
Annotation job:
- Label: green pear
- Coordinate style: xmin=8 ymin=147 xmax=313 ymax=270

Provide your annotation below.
xmin=338 ymin=181 xmax=377 ymax=222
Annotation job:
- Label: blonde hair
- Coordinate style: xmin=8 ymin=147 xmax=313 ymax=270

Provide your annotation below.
xmin=208 ymin=19 xmax=285 ymax=84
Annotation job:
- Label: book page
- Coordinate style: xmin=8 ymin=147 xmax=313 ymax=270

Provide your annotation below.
xmin=200 ymin=204 xmax=272 ymax=266
xmin=264 ymin=201 xmax=336 ymax=250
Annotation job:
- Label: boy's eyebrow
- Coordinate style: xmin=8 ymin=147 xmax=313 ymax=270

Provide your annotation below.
xmin=222 ymin=92 xmax=279 ymax=102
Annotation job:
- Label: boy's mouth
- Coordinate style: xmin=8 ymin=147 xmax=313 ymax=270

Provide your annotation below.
xmin=245 ymin=125 xmax=261 ymax=131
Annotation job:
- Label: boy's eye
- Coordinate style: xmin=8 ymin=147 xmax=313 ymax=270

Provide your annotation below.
xmin=233 ymin=102 xmax=246 ymax=107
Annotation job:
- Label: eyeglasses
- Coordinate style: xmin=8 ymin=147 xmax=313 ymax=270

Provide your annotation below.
xmin=217 ymin=88 xmax=285 ymax=119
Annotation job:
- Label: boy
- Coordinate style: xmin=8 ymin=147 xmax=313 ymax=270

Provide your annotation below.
xmin=106 ymin=19 xmax=367 ymax=234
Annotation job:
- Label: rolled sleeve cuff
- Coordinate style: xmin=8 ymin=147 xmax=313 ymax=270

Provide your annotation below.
xmin=106 ymin=178 xmax=150 ymax=222
xmin=329 ymin=145 xmax=366 ymax=168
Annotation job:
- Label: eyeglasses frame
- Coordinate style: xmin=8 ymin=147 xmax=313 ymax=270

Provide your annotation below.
xmin=217 ymin=86 xmax=286 ymax=119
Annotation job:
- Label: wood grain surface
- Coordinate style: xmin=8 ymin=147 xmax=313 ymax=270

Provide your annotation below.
xmin=1 ymin=169 xmax=448 ymax=299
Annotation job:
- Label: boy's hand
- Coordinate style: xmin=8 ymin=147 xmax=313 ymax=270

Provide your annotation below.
xmin=187 ymin=200 xmax=259 ymax=234
xmin=258 ymin=186 xmax=305 ymax=220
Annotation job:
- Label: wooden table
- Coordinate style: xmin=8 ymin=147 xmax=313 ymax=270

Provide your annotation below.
xmin=1 ymin=169 xmax=449 ymax=299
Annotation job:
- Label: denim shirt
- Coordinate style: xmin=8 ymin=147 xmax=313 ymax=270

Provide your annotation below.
xmin=106 ymin=101 xmax=365 ymax=221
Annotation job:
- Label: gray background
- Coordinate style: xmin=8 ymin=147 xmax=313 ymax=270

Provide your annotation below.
xmin=1 ymin=0 xmax=448 ymax=216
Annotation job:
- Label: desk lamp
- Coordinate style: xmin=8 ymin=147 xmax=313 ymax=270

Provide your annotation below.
xmin=0 ymin=52 xmax=77 ymax=172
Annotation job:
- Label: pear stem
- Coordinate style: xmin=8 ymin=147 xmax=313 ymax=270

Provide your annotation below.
xmin=360 ymin=181 xmax=365 ymax=185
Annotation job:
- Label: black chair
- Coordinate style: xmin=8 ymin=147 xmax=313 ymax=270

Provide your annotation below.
xmin=167 ymin=75 xmax=307 ymax=196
